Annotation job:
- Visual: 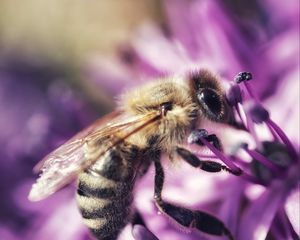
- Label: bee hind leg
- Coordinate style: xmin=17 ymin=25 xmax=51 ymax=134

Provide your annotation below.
xmin=153 ymin=159 xmax=234 ymax=240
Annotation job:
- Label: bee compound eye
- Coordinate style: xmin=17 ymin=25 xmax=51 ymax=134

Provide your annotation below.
xmin=197 ymin=89 xmax=223 ymax=119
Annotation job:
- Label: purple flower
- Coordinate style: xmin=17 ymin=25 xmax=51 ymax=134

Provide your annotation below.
xmin=87 ymin=1 xmax=299 ymax=239
xmin=0 ymin=53 xmax=97 ymax=240
xmin=1 ymin=0 xmax=299 ymax=240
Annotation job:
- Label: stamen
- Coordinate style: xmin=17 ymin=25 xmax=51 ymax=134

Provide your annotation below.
xmin=248 ymin=104 xmax=270 ymax=124
xmin=240 ymin=172 xmax=263 ymax=185
xmin=232 ymin=71 xmax=297 ymax=160
xmin=269 ymin=223 xmax=287 ymax=240
xmin=199 ymin=137 xmax=242 ymax=174
xmin=226 ymin=83 xmax=242 ymax=106
xmin=243 ymin=81 xmax=258 ymax=102
xmin=234 ymin=71 xmax=252 ymax=83
xmin=266 ymin=123 xmax=279 ymax=141
xmin=242 ymin=146 xmax=281 ymax=175
xmin=278 ymin=209 xmax=294 ymax=240
xmin=234 ymin=71 xmax=258 ymax=102
xmin=236 ymin=103 xmax=248 ymax=129
xmin=230 ymin=155 xmax=250 ymax=169
xmin=187 ymin=129 xmax=208 ymax=144
xmin=245 ymin=110 xmax=262 ymax=150
xmin=266 ymin=119 xmax=298 ymax=159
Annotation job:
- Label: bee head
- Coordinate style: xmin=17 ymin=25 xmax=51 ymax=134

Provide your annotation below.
xmin=189 ymin=70 xmax=228 ymax=122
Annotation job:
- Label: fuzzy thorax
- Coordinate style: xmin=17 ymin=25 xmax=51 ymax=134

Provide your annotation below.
xmin=122 ymin=78 xmax=198 ymax=151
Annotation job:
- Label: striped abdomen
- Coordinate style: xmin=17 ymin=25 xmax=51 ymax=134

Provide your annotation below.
xmin=76 ymin=143 xmax=138 ymax=240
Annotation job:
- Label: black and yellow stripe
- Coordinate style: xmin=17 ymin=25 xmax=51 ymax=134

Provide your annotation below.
xmin=76 ymin=144 xmax=138 ymax=240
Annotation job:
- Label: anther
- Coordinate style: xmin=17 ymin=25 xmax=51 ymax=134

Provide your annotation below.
xmin=188 ymin=129 xmax=208 ymax=144
xmin=234 ymin=71 xmax=253 ymax=84
xmin=226 ymin=83 xmax=242 ymax=106
xmin=248 ymin=103 xmax=270 ymax=124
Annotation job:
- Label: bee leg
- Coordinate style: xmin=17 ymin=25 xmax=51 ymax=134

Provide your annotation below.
xmin=153 ymin=159 xmax=234 ymax=240
xmin=176 ymin=147 xmax=242 ymax=176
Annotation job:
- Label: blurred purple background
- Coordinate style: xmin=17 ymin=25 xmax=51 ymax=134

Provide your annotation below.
xmin=0 ymin=1 xmax=299 ymax=240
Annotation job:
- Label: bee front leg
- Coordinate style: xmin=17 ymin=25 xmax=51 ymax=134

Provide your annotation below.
xmin=175 ymin=147 xmax=241 ymax=175
xmin=185 ymin=129 xmax=242 ymax=176
xmin=153 ymin=159 xmax=234 ymax=240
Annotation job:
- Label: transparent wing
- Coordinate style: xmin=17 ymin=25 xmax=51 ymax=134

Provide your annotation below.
xmin=32 ymin=111 xmax=122 ymax=173
xmin=28 ymin=110 xmax=161 ymax=201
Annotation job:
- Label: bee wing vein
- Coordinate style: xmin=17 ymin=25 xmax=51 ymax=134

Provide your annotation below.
xmin=28 ymin=111 xmax=160 ymax=201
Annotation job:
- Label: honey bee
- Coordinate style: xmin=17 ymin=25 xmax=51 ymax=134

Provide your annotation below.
xmin=29 ymin=70 xmax=239 ymax=240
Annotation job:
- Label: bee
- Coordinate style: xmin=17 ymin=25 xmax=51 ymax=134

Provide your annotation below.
xmin=29 ymin=70 xmax=239 ymax=240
